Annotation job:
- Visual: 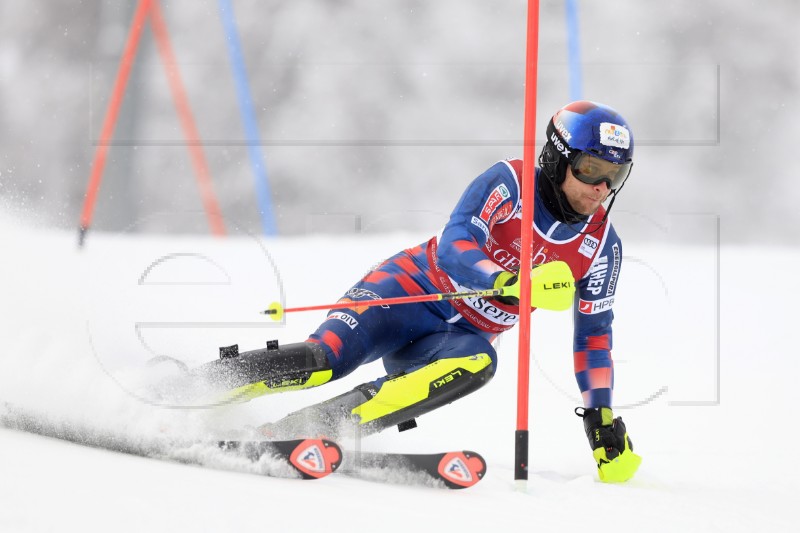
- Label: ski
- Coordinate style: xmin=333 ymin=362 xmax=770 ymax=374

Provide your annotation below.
xmin=341 ymin=449 xmax=486 ymax=489
xmin=0 ymin=405 xmax=343 ymax=481
xmin=217 ymin=438 xmax=343 ymax=480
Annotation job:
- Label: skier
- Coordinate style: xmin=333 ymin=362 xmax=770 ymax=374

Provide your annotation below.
xmin=198 ymin=100 xmax=641 ymax=482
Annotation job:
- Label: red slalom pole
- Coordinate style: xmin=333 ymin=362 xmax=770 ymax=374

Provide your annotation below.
xmin=149 ymin=1 xmax=226 ymax=236
xmin=515 ymin=0 xmax=540 ymax=488
xmin=78 ymin=0 xmax=154 ymax=246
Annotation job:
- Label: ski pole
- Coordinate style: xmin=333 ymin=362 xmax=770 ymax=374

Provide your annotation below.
xmin=262 ymin=287 xmax=502 ymax=321
xmin=261 ymin=260 xmax=575 ymax=321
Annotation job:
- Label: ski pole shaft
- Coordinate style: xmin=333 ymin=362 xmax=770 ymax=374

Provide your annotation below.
xmin=261 ymin=287 xmax=504 ymax=320
xmin=261 ymin=261 xmax=575 ymax=321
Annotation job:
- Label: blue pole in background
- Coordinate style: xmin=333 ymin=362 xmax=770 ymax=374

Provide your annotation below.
xmin=565 ymin=0 xmax=583 ymax=101
xmin=218 ymin=0 xmax=278 ymax=236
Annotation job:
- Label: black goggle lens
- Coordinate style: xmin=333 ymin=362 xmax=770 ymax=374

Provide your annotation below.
xmin=571 ymin=153 xmax=632 ymax=190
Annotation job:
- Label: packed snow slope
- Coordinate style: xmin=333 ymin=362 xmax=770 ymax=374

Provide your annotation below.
xmin=1 ymin=216 xmax=797 ymax=532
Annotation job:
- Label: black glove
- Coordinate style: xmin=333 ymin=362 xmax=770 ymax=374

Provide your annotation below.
xmin=575 ymin=406 xmax=642 ymax=482
xmin=493 ymin=271 xmax=519 ymax=306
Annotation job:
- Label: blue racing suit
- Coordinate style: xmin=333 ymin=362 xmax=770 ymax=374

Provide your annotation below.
xmin=307 ymin=159 xmax=622 ymax=408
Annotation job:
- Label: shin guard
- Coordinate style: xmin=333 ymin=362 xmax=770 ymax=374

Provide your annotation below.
xmin=193 ymin=341 xmax=332 ymax=403
xmin=263 ymin=353 xmax=493 ymax=440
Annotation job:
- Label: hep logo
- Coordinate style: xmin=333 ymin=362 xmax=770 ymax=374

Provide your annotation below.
xmin=578 ymin=296 xmax=614 ymax=315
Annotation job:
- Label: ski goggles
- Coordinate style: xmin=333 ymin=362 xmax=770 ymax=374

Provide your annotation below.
xmin=570 ymin=152 xmax=633 ymax=190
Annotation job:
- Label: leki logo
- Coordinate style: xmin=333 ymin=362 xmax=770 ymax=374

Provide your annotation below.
xmin=432 ymin=369 xmax=463 ymax=389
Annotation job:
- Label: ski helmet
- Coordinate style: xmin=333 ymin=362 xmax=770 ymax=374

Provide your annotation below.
xmin=538 ymin=100 xmax=634 ymax=225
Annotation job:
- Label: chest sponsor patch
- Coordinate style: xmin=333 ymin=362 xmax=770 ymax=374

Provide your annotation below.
xmin=578 ymin=296 xmax=615 ymax=315
xmin=578 ymin=235 xmax=600 ymax=258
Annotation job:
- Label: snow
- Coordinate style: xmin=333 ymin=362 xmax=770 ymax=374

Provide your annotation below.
xmin=1 ymin=215 xmax=797 ymax=532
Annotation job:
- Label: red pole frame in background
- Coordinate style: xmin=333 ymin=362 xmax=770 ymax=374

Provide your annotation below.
xmin=515 ymin=0 xmax=540 ymax=486
xmin=79 ymin=0 xmax=225 ymax=246
xmin=79 ymin=0 xmax=153 ymax=244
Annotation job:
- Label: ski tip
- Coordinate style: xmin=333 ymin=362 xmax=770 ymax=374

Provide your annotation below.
xmin=437 ymin=450 xmax=487 ymax=489
xmin=288 ymin=439 xmax=343 ymax=480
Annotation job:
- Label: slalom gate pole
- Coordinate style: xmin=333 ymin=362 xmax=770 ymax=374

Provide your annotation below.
xmin=218 ymin=0 xmax=278 ymax=236
xmin=565 ymin=0 xmax=583 ymax=101
xmin=78 ymin=0 xmax=154 ymax=247
xmin=515 ymin=0 xmax=540 ymax=489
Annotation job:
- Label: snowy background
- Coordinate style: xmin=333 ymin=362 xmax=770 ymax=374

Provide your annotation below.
xmin=1 ymin=216 xmax=798 ymax=532
xmin=1 ymin=0 xmax=799 ymax=531
xmin=0 ymin=0 xmax=798 ymax=241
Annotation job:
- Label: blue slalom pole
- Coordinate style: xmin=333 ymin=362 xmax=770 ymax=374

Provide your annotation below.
xmin=218 ymin=0 xmax=278 ymax=236
xmin=565 ymin=0 xmax=583 ymax=101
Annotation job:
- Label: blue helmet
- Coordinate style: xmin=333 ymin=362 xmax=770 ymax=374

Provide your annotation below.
xmin=538 ymin=101 xmax=634 ymax=225
xmin=547 ymin=100 xmax=634 ymax=168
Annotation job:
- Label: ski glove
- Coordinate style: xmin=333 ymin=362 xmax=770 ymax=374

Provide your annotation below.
xmin=493 ymin=271 xmax=520 ymax=306
xmin=576 ymin=407 xmax=642 ymax=482
xmin=491 ymin=261 xmax=575 ymax=311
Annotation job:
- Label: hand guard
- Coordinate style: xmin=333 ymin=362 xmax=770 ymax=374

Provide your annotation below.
xmin=576 ymin=406 xmax=642 ymax=482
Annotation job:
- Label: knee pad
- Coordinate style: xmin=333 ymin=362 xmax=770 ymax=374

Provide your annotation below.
xmin=262 ymin=353 xmax=493 ymax=440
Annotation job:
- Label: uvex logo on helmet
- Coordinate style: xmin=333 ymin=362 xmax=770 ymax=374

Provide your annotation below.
xmin=550 ymin=132 xmax=571 ymax=158
xmin=555 ymin=120 xmax=572 ymax=142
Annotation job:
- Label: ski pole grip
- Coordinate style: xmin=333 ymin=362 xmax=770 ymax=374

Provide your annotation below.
xmin=261 ymin=302 xmax=284 ymax=321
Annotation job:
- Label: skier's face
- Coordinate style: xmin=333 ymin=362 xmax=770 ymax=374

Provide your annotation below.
xmin=561 ymin=166 xmax=610 ymax=215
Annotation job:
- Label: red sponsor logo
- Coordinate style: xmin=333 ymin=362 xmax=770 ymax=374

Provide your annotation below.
xmin=489 ymin=202 xmax=514 ymax=229
xmin=479 ymin=185 xmax=511 ymax=223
